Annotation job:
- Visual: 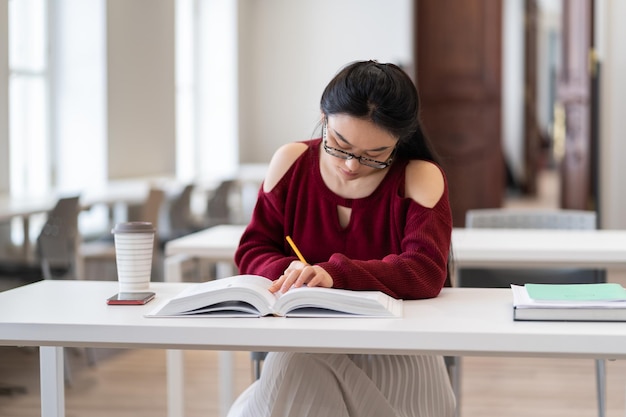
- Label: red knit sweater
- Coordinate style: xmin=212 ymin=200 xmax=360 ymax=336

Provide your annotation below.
xmin=234 ymin=139 xmax=453 ymax=300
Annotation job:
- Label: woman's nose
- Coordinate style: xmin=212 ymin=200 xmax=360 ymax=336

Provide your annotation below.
xmin=344 ymin=157 xmax=360 ymax=170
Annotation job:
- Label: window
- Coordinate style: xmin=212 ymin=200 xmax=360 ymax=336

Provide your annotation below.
xmin=9 ymin=0 xmax=50 ymax=198
xmin=8 ymin=0 xmax=107 ymax=241
xmin=175 ymin=0 xmax=239 ymax=183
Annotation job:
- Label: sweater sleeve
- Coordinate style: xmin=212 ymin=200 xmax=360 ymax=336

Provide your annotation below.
xmin=236 ymin=186 xmax=452 ymax=300
xmin=234 ymin=186 xmax=297 ymax=280
xmin=317 ymin=200 xmax=452 ymax=300
xmin=234 ymin=143 xmax=453 ymax=300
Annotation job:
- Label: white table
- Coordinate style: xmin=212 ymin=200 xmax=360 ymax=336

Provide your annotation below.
xmin=163 ymin=225 xmax=626 ymax=416
xmin=165 ymin=226 xmax=626 ymax=281
xmin=0 ymin=194 xmax=58 ymax=223
xmin=164 ymin=225 xmax=245 ymax=415
xmin=0 ymin=177 xmax=189 ymax=266
xmin=452 ymin=228 xmax=626 ymax=269
xmin=0 ymin=194 xmax=58 ymax=260
xmin=165 ymin=224 xmax=244 ymax=266
xmin=2 ymin=280 xmax=626 ymax=417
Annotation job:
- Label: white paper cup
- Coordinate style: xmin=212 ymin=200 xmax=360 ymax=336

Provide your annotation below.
xmin=111 ymin=222 xmax=156 ymax=292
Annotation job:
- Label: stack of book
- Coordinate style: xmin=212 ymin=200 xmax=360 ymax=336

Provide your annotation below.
xmin=511 ymin=283 xmax=626 ymax=322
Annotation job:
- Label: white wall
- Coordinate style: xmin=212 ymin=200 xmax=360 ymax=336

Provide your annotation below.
xmin=237 ymin=0 xmax=413 ymax=163
xmin=597 ymin=0 xmax=626 ymax=229
xmin=2 ymin=0 xmax=624 ymax=231
xmin=0 ymin=0 xmax=8 ymax=193
xmin=106 ymin=0 xmax=176 ymax=179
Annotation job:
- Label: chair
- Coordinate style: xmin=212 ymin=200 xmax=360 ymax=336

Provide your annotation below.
xmin=36 ymin=195 xmax=98 ymax=385
xmin=127 ymin=188 xmax=166 ymax=231
xmin=250 ymin=351 xmax=267 ymax=380
xmin=80 ymin=188 xmax=165 ymax=281
xmin=36 ymin=196 xmax=80 ymax=280
xmin=166 ymin=184 xmax=195 ymax=240
xmin=205 ymin=179 xmax=238 ymax=227
xmin=180 ymin=180 xmax=239 ymax=280
xmin=453 ymin=208 xmax=606 ymax=417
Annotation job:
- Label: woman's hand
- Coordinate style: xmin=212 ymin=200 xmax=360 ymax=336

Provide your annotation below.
xmin=269 ymin=261 xmax=333 ymax=294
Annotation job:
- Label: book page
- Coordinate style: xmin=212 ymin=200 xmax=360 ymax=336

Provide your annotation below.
xmin=273 ymin=286 xmax=402 ymax=317
xmin=170 ymin=274 xmax=272 ymax=301
xmin=148 ymin=275 xmax=278 ymax=317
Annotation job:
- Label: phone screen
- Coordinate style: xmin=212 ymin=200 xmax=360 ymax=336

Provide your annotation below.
xmin=106 ymin=292 xmax=156 ymax=305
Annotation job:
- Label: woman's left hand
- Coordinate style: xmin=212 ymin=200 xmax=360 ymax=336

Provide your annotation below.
xmin=269 ymin=261 xmax=333 ymax=294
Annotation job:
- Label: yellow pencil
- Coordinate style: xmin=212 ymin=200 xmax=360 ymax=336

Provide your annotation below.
xmin=286 ymin=235 xmax=308 ymax=264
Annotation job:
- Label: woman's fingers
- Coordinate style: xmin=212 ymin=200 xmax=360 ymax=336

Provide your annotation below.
xmin=274 ymin=265 xmax=333 ymax=293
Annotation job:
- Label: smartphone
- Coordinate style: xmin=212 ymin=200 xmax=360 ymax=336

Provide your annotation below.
xmin=106 ymin=292 xmax=156 ymax=305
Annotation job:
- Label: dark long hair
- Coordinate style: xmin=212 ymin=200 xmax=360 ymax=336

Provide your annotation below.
xmin=320 ymin=60 xmax=438 ymax=163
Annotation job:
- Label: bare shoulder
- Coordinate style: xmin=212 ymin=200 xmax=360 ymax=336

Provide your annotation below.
xmin=404 ymin=160 xmax=445 ymax=208
xmin=263 ymin=142 xmax=309 ymax=192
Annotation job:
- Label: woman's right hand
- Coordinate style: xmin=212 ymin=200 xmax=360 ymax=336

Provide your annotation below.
xmin=269 ymin=262 xmax=333 ymax=294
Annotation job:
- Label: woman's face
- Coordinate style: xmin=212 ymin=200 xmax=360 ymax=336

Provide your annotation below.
xmin=322 ymin=114 xmax=397 ymax=181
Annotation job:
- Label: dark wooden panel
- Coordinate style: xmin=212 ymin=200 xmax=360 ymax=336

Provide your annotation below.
xmin=524 ymin=0 xmax=542 ymax=195
xmin=417 ymin=0 xmax=501 ymax=101
xmin=422 ymin=103 xmax=504 ymax=225
xmin=416 ymin=0 xmax=503 ymax=226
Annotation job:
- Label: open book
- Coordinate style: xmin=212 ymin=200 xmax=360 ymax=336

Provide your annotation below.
xmin=148 ymin=275 xmax=403 ymax=318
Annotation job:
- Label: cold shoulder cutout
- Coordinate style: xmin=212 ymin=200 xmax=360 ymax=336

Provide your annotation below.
xmin=404 ymin=160 xmax=445 ymax=208
xmin=236 ymin=139 xmax=452 ymax=300
xmin=263 ymin=142 xmax=309 ymax=193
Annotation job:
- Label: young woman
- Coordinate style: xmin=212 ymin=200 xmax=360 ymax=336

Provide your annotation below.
xmin=232 ymin=60 xmax=455 ymax=417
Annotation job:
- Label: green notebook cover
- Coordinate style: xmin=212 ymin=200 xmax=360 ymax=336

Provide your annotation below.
xmin=525 ymin=283 xmax=626 ymax=302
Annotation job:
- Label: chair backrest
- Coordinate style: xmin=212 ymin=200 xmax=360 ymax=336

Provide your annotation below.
xmin=125 ymin=188 xmax=165 ymax=249
xmin=127 ymin=188 xmax=165 ymax=228
xmin=466 ymin=209 xmax=597 ymax=230
xmin=37 ymin=196 xmax=80 ymax=279
xmin=206 ymin=180 xmax=237 ymax=226
xmin=169 ymin=184 xmax=194 ymax=233
xmin=457 ymin=208 xmax=605 ymax=287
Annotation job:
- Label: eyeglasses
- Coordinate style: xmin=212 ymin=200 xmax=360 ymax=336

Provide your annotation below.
xmin=322 ymin=125 xmax=395 ymax=169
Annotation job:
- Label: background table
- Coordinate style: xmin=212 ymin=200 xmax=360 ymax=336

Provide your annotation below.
xmin=3 ymin=280 xmax=626 ymax=417
xmin=165 ymin=226 xmax=626 ymax=282
xmin=0 ymin=194 xmax=58 ymax=260
xmin=452 ymin=228 xmax=626 ymax=269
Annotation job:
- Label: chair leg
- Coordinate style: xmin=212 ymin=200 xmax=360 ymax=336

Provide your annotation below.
xmin=595 ymin=359 xmax=606 ymax=417
xmin=63 ymin=348 xmax=73 ymax=387
xmin=250 ymin=351 xmax=267 ymax=380
xmin=41 ymin=259 xmax=52 ymax=281
xmin=85 ymin=348 xmax=98 ymax=367
xmin=444 ymin=356 xmax=461 ymax=417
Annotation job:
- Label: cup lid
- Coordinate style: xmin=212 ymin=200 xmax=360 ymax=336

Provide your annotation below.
xmin=111 ymin=222 xmax=155 ymax=234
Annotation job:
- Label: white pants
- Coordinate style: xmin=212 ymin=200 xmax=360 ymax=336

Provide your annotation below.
xmin=230 ymin=352 xmax=456 ymax=417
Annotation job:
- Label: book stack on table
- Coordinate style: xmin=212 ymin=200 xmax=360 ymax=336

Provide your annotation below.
xmin=511 ymin=283 xmax=626 ymax=322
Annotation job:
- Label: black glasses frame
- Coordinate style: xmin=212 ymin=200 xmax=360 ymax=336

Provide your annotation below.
xmin=322 ymin=124 xmax=395 ymax=169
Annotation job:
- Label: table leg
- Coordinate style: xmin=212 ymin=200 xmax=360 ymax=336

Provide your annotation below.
xmin=219 ymin=351 xmax=234 ymax=417
xmin=40 ymin=346 xmax=65 ymax=417
xmin=215 ymin=261 xmax=236 ymax=417
xmin=167 ymin=349 xmax=185 ymax=417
